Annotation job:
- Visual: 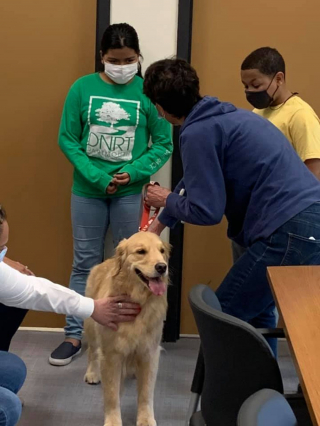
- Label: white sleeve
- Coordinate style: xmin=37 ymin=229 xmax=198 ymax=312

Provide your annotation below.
xmin=0 ymin=262 xmax=94 ymax=319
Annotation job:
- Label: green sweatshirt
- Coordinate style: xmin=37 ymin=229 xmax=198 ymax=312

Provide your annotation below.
xmin=58 ymin=73 xmax=173 ymax=198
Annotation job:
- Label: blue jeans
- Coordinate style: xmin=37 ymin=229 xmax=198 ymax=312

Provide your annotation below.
xmin=217 ymin=202 xmax=320 ymax=356
xmin=65 ymin=193 xmax=142 ymax=340
xmin=0 ymin=352 xmax=26 ymax=426
xmin=231 ymin=241 xmax=280 ymax=340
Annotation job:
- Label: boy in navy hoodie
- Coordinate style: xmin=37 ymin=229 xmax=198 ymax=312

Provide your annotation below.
xmin=143 ymin=59 xmax=320 ymax=355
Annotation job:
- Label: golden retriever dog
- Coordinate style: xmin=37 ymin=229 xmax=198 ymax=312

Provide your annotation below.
xmin=84 ymin=231 xmax=170 ymax=426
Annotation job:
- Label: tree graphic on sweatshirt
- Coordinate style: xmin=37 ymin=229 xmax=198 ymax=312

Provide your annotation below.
xmin=95 ymin=102 xmax=131 ymax=128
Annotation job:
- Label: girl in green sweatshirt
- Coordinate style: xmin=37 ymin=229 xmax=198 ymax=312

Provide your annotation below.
xmin=49 ymin=23 xmax=172 ymax=366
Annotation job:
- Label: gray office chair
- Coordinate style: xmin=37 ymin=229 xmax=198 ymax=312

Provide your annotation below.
xmin=186 ymin=303 xmax=285 ymax=425
xmin=237 ymin=389 xmax=298 ymax=426
xmin=188 ymin=284 xmax=310 ymax=426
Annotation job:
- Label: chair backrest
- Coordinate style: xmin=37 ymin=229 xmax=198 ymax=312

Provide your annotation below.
xmin=237 ymin=389 xmax=298 ymax=426
xmin=189 ymin=284 xmax=283 ymax=426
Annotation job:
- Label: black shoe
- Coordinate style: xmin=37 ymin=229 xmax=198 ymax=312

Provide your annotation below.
xmin=49 ymin=342 xmax=82 ymax=366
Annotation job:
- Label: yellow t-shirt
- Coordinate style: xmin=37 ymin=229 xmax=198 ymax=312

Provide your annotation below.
xmin=254 ymin=96 xmax=320 ymax=162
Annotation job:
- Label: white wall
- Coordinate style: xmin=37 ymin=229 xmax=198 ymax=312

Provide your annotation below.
xmin=110 ymin=0 xmax=179 ymax=244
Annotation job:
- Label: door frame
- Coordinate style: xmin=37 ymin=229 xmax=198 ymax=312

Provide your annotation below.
xmin=95 ymin=0 xmax=193 ymax=341
xmin=163 ymin=0 xmax=194 ymax=342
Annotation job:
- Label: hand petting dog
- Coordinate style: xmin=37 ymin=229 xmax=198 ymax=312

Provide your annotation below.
xmin=92 ymin=295 xmax=141 ymax=331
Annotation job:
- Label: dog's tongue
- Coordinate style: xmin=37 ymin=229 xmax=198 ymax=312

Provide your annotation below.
xmin=149 ymin=279 xmax=166 ymax=296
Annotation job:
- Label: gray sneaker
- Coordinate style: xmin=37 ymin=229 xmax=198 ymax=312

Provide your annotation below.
xmin=49 ymin=342 xmax=82 ymax=366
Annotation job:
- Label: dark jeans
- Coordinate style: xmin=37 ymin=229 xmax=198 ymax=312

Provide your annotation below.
xmin=0 ymin=305 xmax=28 ymax=352
xmin=0 ymin=351 xmax=27 ymax=426
xmin=217 ymin=202 xmax=320 ymax=355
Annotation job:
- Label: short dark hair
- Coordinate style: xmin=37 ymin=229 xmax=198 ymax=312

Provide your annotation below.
xmin=0 ymin=205 xmax=7 ymax=235
xmin=241 ymin=47 xmax=286 ymax=77
xmin=143 ymin=58 xmax=201 ymax=118
xmin=100 ymin=23 xmax=143 ymax=77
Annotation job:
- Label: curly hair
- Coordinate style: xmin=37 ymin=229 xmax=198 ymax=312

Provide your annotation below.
xmin=143 ymin=58 xmax=202 ymax=118
xmin=241 ymin=47 xmax=286 ymax=77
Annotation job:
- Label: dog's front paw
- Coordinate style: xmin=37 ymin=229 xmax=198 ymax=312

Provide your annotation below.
xmin=137 ymin=417 xmax=157 ymax=426
xmin=104 ymin=420 xmax=122 ymax=426
xmin=84 ymin=370 xmax=101 ymax=385
xmin=104 ymin=423 xmax=122 ymax=426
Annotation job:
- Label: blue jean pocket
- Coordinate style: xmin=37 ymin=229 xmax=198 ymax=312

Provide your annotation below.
xmin=281 ymin=233 xmax=320 ymax=266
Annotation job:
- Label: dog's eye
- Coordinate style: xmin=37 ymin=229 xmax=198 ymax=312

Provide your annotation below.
xmin=160 ymin=248 xmax=165 ymax=254
xmin=137 ymin=249 xmax=146 ymax=255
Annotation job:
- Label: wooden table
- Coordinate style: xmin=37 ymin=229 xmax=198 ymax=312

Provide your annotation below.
xmin=267 ymin=266 xmax=320 ymax=426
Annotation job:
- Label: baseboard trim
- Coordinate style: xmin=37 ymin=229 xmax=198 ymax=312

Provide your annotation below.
xmin=180 ymin=334 xmax=200 ymax=338
xmin=19 ymin=327 xmax=64 ymax=332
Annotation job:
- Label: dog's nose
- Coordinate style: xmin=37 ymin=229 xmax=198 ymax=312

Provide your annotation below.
xmin=155 ymin=263 xmax=167 ymax=275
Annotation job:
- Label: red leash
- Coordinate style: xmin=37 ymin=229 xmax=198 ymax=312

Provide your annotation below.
xmin=139 ymin=181 xmax=160 ymax=232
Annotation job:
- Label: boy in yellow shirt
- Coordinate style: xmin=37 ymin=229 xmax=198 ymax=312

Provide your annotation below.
xmin=237 ymin=49 xmax=320 ymax=365
xmin=241 ymin=47 xmax=320 ymax=179
xmin=233 ymin=47 xmax=320 ymax=264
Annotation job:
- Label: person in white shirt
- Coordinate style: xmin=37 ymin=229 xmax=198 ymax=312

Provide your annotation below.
xmin=0 ymin=205 xmax=140 ymax=426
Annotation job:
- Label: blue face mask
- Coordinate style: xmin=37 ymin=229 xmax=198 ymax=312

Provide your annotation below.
xmin=0 ymin=247 xmax=7 ymax=262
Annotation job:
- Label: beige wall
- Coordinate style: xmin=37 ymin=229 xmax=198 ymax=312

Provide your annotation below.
xmin=1 ymin=0 xmax=96 ymax=327
xmin=192 ymin=0 xmax=320 ymax=111
xmin=181 ymin=0 xmax=320 ymax=334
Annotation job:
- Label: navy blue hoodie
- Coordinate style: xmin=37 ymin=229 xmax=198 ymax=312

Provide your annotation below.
xmin=160 ymin=96 xmax=320 ymax=247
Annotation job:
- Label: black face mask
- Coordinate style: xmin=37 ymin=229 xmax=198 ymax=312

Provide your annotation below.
xmin=245 ymin=75 xmax=278 ymax=109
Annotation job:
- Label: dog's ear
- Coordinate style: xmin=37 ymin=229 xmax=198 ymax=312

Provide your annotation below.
xmin=163 ymin=241 xmax=172 ymax=260
xmin=116 ymin=238 xmax=128 ymax=258
xmin=110 ymin=238 xmax=128 ymax=276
